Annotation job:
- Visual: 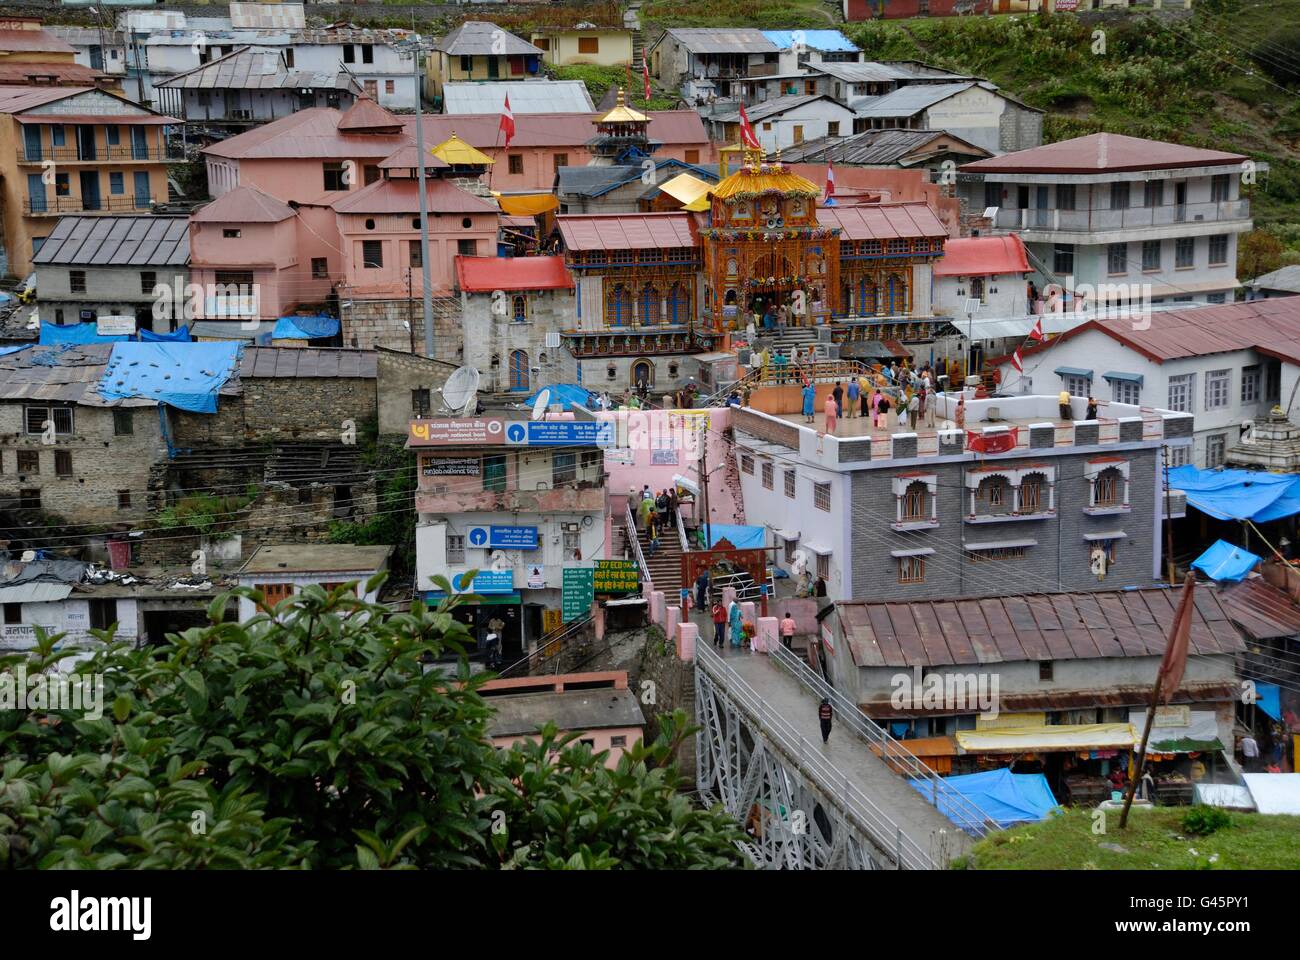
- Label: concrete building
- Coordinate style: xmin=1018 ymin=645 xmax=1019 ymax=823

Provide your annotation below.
xmin=235 ymin=543 xmax=392 ymax=621
xmin=959 ymin=133 xmax=1257 ymax=307
xmin=732 ymin=387 xmax=1193 ymax=604
xmin=853 ymin=81 xmax=1042 ymax=152
xmin=529 ymin=25 xmax=634 ymax=68
xmin=425 ymin=21 xmax=542 ymax=103
xmin=42 ymin=24 xmax=128 ymax=80
xmin=709 ymin=94 xmax=859 ymax=154
xmin=32 ymin=214 xmax=189 ymax=330
xmin=0 ymin=85 xmax=177 ymax=278
xmin=931 ymin=234 xmax=1030 ymax=320
xmin=410 ymin=414 xmax=609 ymax=662
xmin=991 ymin=297 xmax=1300 ymax=470
xmin=759 ymin=30 xmax=861 ymax=76
xmin=647 ymin=27 xmax=779 ymax=105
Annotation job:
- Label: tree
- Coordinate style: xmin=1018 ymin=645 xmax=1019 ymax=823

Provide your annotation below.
xmin=1238 ymin=229 xmax=1285 ymax=282
xmin=0 ymin=580 xmax=745 ymax=869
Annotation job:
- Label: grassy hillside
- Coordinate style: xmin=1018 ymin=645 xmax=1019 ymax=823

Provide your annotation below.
xmin=961 ymin=806 xmax=1300 ymax=870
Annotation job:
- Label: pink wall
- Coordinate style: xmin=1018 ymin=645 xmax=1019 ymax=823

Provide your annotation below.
xmin=190 ymin=218 xmax=302 ymax=319
xmin=233 ymin=153 xmax=405 ymax=206
xmin=338 ymin=209 xmax=498 ymax=296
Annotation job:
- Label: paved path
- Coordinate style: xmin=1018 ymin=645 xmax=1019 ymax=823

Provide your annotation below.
xmin=700 ymin=631 xmax=974 ymax=866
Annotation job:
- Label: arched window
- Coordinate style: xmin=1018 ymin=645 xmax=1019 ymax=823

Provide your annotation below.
xmin=1020 ymin=471 xmax=1048 ymax=513
xmin=639 ymin=283 xmax=661 ymax=325
xmin=511 ymin=295 xmax=527 ymax=321
xmin=607 ymin=284 xmax=632 ymax=326
xmin=1094 ymin=467 xmax=1123 ymax=507
xmin=886 ymin=273 xmax=908 ymax=315
xmin=976 ymin=475 xmax=1013 ymax=515
xmin=508 ymin=350 xmax=529 ymax=391
xmin=902 ymin=480 xmax=928 ymax=521
xmin=631 ymin=359 xmax=653 ymax=387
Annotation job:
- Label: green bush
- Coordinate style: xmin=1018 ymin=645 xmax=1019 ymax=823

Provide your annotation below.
xmin=1182 ymin=806 xmax=1232 ymax=837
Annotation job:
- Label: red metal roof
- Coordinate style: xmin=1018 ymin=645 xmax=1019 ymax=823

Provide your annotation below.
xmin=817 ymin=201 xmax=948 ymax=241
xmin=16 ymin=113 xmax=176 ymax=125
xmin=337 ymin=96 xmax=403 ymax=132
xmin=836 ymin=587 xmax=1244 ymax=669
xmin=0 ymin=28 xmax=76 ymax=54
xmin=192 ymin=185 xmax=296 ymax=223
xmin=0 ymin=63 xmax=108 ymax=85
xmin=1010 ymin=295 xmax=1300 ymax=367
xmin=961 ymin=132 xmax=1246 ymax=175
xmin=455 ymin=255 xmax=572 ymax=292
xmin=933 ymin=233 xmax=1029 ymax=277
xmin=331 ymin=177 xmax=498 ymax=215
xmin=377 ymin=144 xmax=449 ymax=170
xmin=557 ymin=212 xmax=697 ymax=251
xmin=1218 ymin=578 xmax=1300 ymax=640
xmin=202 ymin=108 xmax=407 ymax=160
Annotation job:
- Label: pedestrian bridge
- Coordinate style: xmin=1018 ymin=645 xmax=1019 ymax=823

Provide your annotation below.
xmin=695 ymin=642 xmax=998 ymax=869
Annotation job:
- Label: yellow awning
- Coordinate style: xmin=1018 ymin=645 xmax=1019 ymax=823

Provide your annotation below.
xmin=657 ymin=172 xmax=712 ymax=208
xmin=494 ymin=193 xmax=559 ymax=216
xmin=682 ymin=194 xmax=711 ymax=212
xmin=430 ymin=133 xmax=494 ymax=166
xmin=956 ymin=723 xmax=1136 ymax=755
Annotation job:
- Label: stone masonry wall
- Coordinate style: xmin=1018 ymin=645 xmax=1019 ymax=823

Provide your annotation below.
xmin=171 ymin=377 xmax=379 ymax=445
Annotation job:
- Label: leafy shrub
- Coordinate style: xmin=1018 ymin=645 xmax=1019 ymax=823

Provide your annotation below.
xmin=1182 ymin=806 xmax=1232 ymax=837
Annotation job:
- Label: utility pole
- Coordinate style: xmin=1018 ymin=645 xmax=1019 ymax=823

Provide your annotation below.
xmin=699 ymin=423 xmax=712 ymax=551
xmin=1163 ymin=445 xmax=1176 ymax=585
xmin=406 ymin=268 xmax=416 ymax=355
xmin=402 ymin=28 xmax=436 ymax=358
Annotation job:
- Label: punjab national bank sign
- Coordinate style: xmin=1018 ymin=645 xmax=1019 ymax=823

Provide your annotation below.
xmin=408 ymin=418 xmax=506 ymax=446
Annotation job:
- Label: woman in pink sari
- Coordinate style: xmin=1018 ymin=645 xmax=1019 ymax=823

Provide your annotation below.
xmin=823 ymin=394 xmax=838 ymax=434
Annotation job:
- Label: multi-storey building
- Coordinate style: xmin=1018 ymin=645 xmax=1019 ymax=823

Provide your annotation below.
xmin=959 ymin=133 xmax=1256 ymax=306
xmin=424 ymin=21 xmax=542 ymax=103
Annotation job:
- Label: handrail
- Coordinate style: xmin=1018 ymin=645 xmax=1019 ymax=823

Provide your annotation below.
xmin=675 ymin=499 xmax=689 ymax=553
xmin=496 ymin=613 xmax=594 ymax=678
xmin=696 ymin=644 xmax=936 ymax=870
xmin=624 ymin=501 xmax=651 ymax=587
xmin=767 ymin=643 xmax=996 ymax=839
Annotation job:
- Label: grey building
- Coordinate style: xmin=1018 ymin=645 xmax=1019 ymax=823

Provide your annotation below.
xmin=851 ymin=81 xmax=1042 ymax=153
xmin=733 ymin=390 xmax=1193 ymax=604
xmin=32 ymin=215 xmax=189 ymax=330
xmin=1246 ymin=265 xmax=1300 ymax=301
xmin=646 ymin=28 xmax=779 ymax=106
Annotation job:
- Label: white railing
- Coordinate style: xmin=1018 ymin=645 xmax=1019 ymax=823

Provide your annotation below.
xmin=768 ymin=643 xmax=997 ymax=839
xmin=696 ymin=643 xmax=937 ymax=869
xmin=624 ymin=501 xmax=651 ymax=588
xmin=994 ymin=199 xmax=1250 ymax=234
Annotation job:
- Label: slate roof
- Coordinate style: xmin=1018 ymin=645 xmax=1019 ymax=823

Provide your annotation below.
xmin=433 ymin=21 xmax=539 ymax=57
xmin=443 ymin=79 xmax=593 ymax=115
xmin=32 ymin=216 xmax=189 ymax=267
xmin=779 ymin=128 xmax=987 ymax=165
xmin=486 ymin=687 xmax=646 ymax=737
xmin=657 ymin=28 xmax=776 ymax=55
xmin=156 ymin=46 xmax=360 ymax=92
xmin=0 ymin=344 xmax=154 ymax=407
xmin=238 ymin=347 xmax=377 ymax=379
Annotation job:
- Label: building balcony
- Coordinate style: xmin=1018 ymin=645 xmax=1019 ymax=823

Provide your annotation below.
xmin=19 ymin=145 xmax=181 ymax=164
xmin=415 ymin=485 xmax=606 ymax=516
xmin=561 ymin=327 xmax=719 ymax=357
xmin=25 ymin=196 xmax=154 ymax=216
xmin=990 ymin=200 xmax=1251 ymax=240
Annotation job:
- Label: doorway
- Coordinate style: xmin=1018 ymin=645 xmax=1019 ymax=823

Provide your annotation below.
xmin=78 ymin=170 xmax=101 ymax=210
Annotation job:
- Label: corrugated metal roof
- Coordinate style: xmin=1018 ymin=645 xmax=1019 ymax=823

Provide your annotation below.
xmin=557 ymin=213 xmax=697 ymax=252
xmin=455 ymin=255 xmax=572 ymax=293
xmin=780 ymin=128 xmax=985 ymax=165
xmin=0 ymin=582 xmax=74 ymax=604
xmin=933 ymin=234 xmax=1028 ymax=277
xmin=229 ymin=2 xmax=305 ymax=30
xmin=443 ymin=80 xmax=593 ymax=115
xmin=1249 ymin=265 xmax=1300 ymax=293
xmin=238 ymin=348 xmax=377 ymax=380
xmin=0 ymin=84 xmax=93 ymax=114
xmin=434 ymin=21 xmax=539 ymax=57
xmin=157 ymin=46 xmax=359 ymax=92
xmin=192 ymin=185 xmax=295 ymax=224
xmin=332 ymin=178 xmax=497 ymax=215
xmin=1218 ymin=578 xmax=1300 ymax=640
xmin=712 ymin=93 xmax=841 ymax=124
xmin=337 ymin=96 xmax=403 ymax=131
xmin=963 ymin=132 xmax=1246 ymax=175
xmin=45 ymin=25 xmax=126 ymax=46
xmin=837 ymin=587 xmax=1244 ymax=669
xmin=818 ymin=201 xmax=948 ymax=241
xmin=0 ymin=28 xmax=76 ymax=54
xmin=760 ymin=30 xmax=859 ymax=53
xmin=0 ymin=64 xmax=111 ymax=86
xmin=852 ymin=82 xmax=976 ymax=118
xmin=812 ymin=61 xmax=939 ymax=83
xmin=661 ymin=28 xmax=777 ymax=54
xmin=32 ymin=215 xmax=190 ymax=267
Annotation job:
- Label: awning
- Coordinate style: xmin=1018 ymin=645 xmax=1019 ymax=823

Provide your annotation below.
xmin=423 ymin=591 xmax=521 ymax=605
xmin=656 ymin=172 xmax=713 ymax=208
xmin=0 ymin=582 xmax=74 ymax=604
xmin=772 ymin=528 xmax=800 ymax=541
xmin=1130 ymin=708 xmax=1221 ymax=753
xmin=1191 ymin=539 xmax=1260 ymax=582
xmin=964 ymin=538 xmax=1037 ymax=551
xmin=1256 ymin=682 xmax=1282 ymax=721
xmin=1166 ymin=465 xmax=1300 ymax=523
xmin=802 ymin=542 xmax=832 ymax=555
xmin=955 ymin=722 xmax=1136 ymax=754
xmin=1083 ymin=531 xmax=1127 ymax=541
xmin=1054 ymin=366 xmax=1093 ymax=379
xmin=1102 ymin=371 xmax=1144 ymax=386
xmin=671 ymin=473 xmax=699 ymax=496
xmin=707 ymin=524 xmax=765 ymax=549
xmin=890 ymin=547 xmax=935 ymax=558
xmin=495 ymin=192 xmax=559 ymax=217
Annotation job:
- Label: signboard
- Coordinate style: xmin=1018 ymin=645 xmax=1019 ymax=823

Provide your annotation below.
xmin=593 ymin=559 xmax=640 ymax=595
xmin=1055 ymin=0 xmax=1079 ymax=9
xmin=505 ymin=421 xmax=614 ymax=447
xmin=0 ymin=623 xmax=45 ymax=650
xmin=1153 ymin=705 xmax=1191 ymax=727
xmin=96 ymin=316 xmax=136 ymax=336
xmin=467 ymin=525 xmax=538 ymax=550
xmin=562 ymin=567 xmax=594 ymax=621
xmin=607 ymin=447 xmax=635 ymax=464
xmin=421 ymin=456 xmax=480 ymax=477
xmin=650 ymin=449 xmax=679 ymax=466
xmin=450 ymin=570 xmax=515 ymax=594
xmin=526 ymin=564 xmax=546 ymax=589
xmin=408 ymin=417 xmax=505 ymax=446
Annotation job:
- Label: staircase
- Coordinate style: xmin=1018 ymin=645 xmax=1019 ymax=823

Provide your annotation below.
xmin=621 ymin=514 xmax=684 ymax=594
xmin=627 ymin=3 xmax=646 ymax=69
xmin=756 ymin=326 xmax=825 ymax=360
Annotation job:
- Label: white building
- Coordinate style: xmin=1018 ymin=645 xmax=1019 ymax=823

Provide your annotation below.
xmin=854 ymin=81 xmax=1042 ymax=152
xmin=758 ymin=30 xmax=860 ymax=75
xmin=960 ymin=133 xmax=1258 ymax=307
xmin=932 ymin=234 xmax=1031 ymax=320
xmin=991 ymin=297 xmax=1300 ymax=469
xmin=235 ymin=543 xmax=392 ymax=621
xmin=46 ymin=25 xmax=128 ymax=76
xmin=709 ymin=94 xmax=858 ymax=153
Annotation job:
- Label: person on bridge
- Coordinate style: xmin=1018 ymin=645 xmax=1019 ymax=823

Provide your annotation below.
xmin=801 ymin=380 xmax=816 ymax=424
xmin=780 ymin=612 xmax=797 ymax=649
xmin=711 ymin=600 xmax=727 ymax=649
xmin=819 ymin=698 xmax=834 ymax=744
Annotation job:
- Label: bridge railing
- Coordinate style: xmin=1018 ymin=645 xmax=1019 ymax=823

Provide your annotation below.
xmin=768 ymin=643 xmax=996 ymax=839
xmin=696 ymin=643 xmax=936 ymax=870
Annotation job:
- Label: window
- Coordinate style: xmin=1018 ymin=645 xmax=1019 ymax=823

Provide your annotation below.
xmin=1057 ymin=184 xmax=1076 ymax=210
xmin=459 ymin=55 xmax=473 ymax=73
xmin=323 ymin=162 xmax=348 ymax=191
xmin=1175 ymin=236 xmax=1195 ymax=268
xmin=563 ymin=528 xmax=580 ymax=557
xmin=1167 ymin=372 xmax=1195 ymax=413
xmin=1110 ymin=182 xmax=1130 ymax=209
xmin=54 ymin=450 xmax=72 ymax=477
xmin=898 ymin=556 xmax=925 ymax=584
xmin=578 ymin=37 xmax=599 ymax=54
xmin=741 ymin=454 xmax=754 ymax=475
xmin=3 ymin=603 xmax=19 ymax=624
xmin=135 ymin=270 xmax=156 ymax=297
xmin=385 ymin=80 xmax=394 ymax=95
xmin=1092 ymin=467 xmax=1123 ymax=508
xmin=89 ymin=598 xmax=118 ymax=631
xmin=610 ymin=735 xmax=627 ymax=749
xmin=508 ymin=154 xmax=523 ymax=175
xmin=447 ymin=535 xmax=465 ymax=564
xmin=1208 ymin=234 xmax=1228 ymax=266
xmin=412 ymin=388 xmax=431 ymax=417
xmin=1142 ymin=180 xmax=1163 ymax=207
xmin=362 ymin=240 xmax=383 ymax=268
xmin=1141 ymin=240 xmax=1160 ymax=272
xmin=257 ymin=583 xmax=295 ymax=605
xmin=813 ymin=481 xmax=831 ymax=512
xmin=511 ymin=295 xmax=527 ymax=321
xmin=117 ymin=489 xmax=131 ymax=510
xmin=976 ymin=475 xmax=1013 ymax=515
xmin=1210 ymin=173 xmax=1230 ymax=202
xmin=113 ymin=408 xmax=133 ymax=436
xmin=1242 ymin=365 xmax=1261 ymax=404
xmin=69 ymin=270 xmax=86 ymax=294
xmin=17 ymin=450 xmax=39 ymax=474
xmin=1111 ymin=378 xmax=1141 ymax=405
xmin=1039 ymin=660 xmax=1054 ymax=681
xmin=685 ymin=149 xmax=700 ymax=164
xmin=1107 ymin=242 xmax=1127 ymax=275
xmin=25 ymin=406 xmax=72 ymax=435
xmin=55 ymin=172 xmax=69 ymax=197
xmin=1020 ymin=474 xmax=1044 ymax=512
xmin=984 ymin=182 xmax=1002 ymax=208
xmin=1168 ymin=445 xmax=1191 ymax=468
xmin=311 ymin=257 xmax=328 ymax=279
xmin=533 ymin=37 xmax=550 ymax=51
xmin=1206 ymin=433 xmax=1227 ymax=468
xmin=761 ymin=461 xmax=774 ymax=490
xmin=784 ymin=469 xmax=796 ymax=498
xmin=343 ymin=44 xmax=355 ymax=64
xmin=409 ymin=242 xmax=422 ymax=268
xmin=283 ymin=48 xmax=294 ymax=68
xmin=816 ymin=552 xmax=829 ymax=580
xmin=1053 ymin=243 xmax=1074 ymax=275
xmin=968 ymin=546 xmax=1027 ymax=562
xmin=553 ymin=452 xmax=577 ymax=487
xmin=553 ymin=154 xmax=568 ymax=170
xmin=1205 ymin=369 xmax=1231 ymax=410
xmin=483 ymin=455 xmax=507 ymax=492
xmin=1063 ymin=374 xmax=1090 ymax=398
xmin=902 ymin=480 xmax=927 ymax=521
xmin=109 ymin=171 xmax=124 ymax=195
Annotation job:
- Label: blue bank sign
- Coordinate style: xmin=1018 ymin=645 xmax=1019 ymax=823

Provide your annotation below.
xmin=450 ymin=570 xmax=515 ymax=594
xmin=504 ymin=421 xmax=613 ymax=447
xmin=467 ymin=525 xmax=538 ymax=550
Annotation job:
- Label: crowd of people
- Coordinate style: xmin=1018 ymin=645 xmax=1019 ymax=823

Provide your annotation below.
xmin=634 ymin=484 xmax=681 ymax=558
xmin=799 ymin=359 xmax=948 ymax=436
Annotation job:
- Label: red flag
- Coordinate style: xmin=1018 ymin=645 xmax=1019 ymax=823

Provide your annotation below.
xmin=642 ymin=58 xmax=652 ymax=102
xmin=1029 ymin=315 xmax=1044 ymax=341
xmin=1157 ymin=573 xmax=1196 ymax=703
xmin=824 ymin=159 xmax=835 ymax=202
xmin=499 ymin=94 xmax=515 ymax=149
xmin=1010 ymin=348 xmax=1023 ymax=373
xmin=737 ymin=102 xmax=761 ymax=151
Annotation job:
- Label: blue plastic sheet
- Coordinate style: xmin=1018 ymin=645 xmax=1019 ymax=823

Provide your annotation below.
xmin=705 ymin=524 xmax=766 ymax=549
xmin=98 ymin=341 xmax=242 ymax=414
xmin=524 ymin=384 xmax=594 ymax=410
xmin=0 ymin=344 xmax=31 ymax=357
xmin=1166 ymin=465 xmax=1300 ymax=522
xmin=1256 ymin=683 xmax=1282 ymax=721
xmin=1191 ymin=539 xmax=1261 ymax=582
xmin=39 ymin=322 xmax=130 ymax=345
xmin=910 ymin=768 xmax=1058 ymax=831
xmin=139 ymin=325 xmax=192 ymax=342
xmin=273 ymin=315 xmax=340 ymax=340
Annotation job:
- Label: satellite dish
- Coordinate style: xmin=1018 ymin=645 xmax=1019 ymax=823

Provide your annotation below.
xmin=440 ymin=366 xmax=480 ymax=415
xmin=531 ymin=388 xmax=551 ymax=421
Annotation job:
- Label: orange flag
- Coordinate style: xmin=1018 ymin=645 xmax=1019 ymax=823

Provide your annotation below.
xmin=1157 ymin=573 xmax=1195 ymax=703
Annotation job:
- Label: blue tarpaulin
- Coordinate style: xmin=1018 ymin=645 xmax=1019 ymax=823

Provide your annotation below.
xmin=0 ymin=344 xmax=31 ymax=357
xmin=1257 ymin=683 xmax=1282 ymax=721
xmin=910 ymin=768 xmax=1058 ymax=831
xmin=39 ymin=322 xmax=130 ymax=345
xmin=1167 ymin=465 xmax=1300 ymax=522
xmin=1191 ymin=539 xmax=1261 ymax=582
xmin=139 ymin=325 xmax=192 ymax=342
xmin=273 ymin=315 xmax=339 ymax=340
xmin=705 ymin=524 xmax=766 ymax=549
xmin=98 ymin=341 xmax=242 ymax=414
xmin=524 ymin=383 xmax=594 ymax=410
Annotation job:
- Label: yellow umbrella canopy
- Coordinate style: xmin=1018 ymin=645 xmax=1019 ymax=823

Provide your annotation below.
xmin=429 ymin=132 xmax=495 ymax=166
